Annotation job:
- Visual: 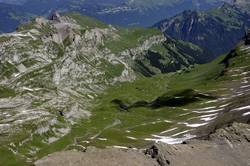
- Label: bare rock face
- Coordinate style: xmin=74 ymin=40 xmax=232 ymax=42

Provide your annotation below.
xmin=35 ymin=147 xmax=157 ymax=166
xmin=35 ymin=17 xmax=48 ymax=26
xmin=145 ymin=122 xmax=250 ymax=166
xmin=209 ymin=122 xmax=250 ymax=143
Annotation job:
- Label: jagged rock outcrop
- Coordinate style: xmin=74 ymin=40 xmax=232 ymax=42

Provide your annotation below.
xmin=146 ymin=122 xmax=250 ymax=166
xmin=48 ymin=11 xmax=61 ymax=22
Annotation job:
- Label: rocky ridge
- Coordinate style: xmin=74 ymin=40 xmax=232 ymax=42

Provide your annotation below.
xmin=35 ymin=122 xmax=250 ymax=166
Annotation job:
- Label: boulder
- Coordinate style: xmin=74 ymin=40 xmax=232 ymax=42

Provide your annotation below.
xmin=245 ymin=29 xmax=250 ymax=45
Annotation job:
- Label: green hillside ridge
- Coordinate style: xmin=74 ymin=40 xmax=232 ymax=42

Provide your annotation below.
xmin=65 ymin=12 xmax=109 ymax=29
xmin=133 ymin=38 xmax=209 ymax=76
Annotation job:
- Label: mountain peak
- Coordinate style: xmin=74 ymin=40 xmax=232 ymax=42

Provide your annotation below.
xmin=48 ymin=11 xmax=61 ymax=22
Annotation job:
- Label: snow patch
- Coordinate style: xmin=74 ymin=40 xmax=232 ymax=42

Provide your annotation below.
xmin=160 ymin=127 xmax=178 ymax=134
xmin=183 ymin=122 xmax=208 ymax=128
xmin=126 ymin=136 xmax=137 ymax=140
xmin=231 ymin=105 xmax=250 ymax=112
xmin=97 ymin=138 xmax=108 ymax=141
xmin=201 ymin=117 xmax=216 ymax=122
xmin=242 ymin=112 xmax=250 ymax=116
xmin=113 ymin=146 xmax=129 ymax=149
xmin=145 ymin=133 xmax=195 ymax=145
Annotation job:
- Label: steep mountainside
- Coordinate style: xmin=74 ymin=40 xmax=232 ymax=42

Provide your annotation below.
xmin=0 ymin=0 xmax=231 ymax=33
xmin=156 ymin=3 xmax=250 ymax=57
xmin=0 ymin=13 xmax=208 ymax=165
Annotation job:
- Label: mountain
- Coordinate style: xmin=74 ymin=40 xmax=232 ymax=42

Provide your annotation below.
xmin=1 ymin=12 xmax=250 ymax=165
xmin=0 ymin=0 xmax=231 ymax=33
xmin=0 ymin=12 xmax=211 ymax=165
xmin=232 ymin=0 xmax=250 ymax=11
xmin=155 ymin=3 xmax=250 ymax=57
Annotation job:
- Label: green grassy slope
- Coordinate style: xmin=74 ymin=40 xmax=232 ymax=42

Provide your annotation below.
xmin=104 ymin=27 xmax=161 ymax=54
xmin=65 ymin=12 xmax=109 ymax=29
xmin=19 ymin=43 xmax=249 ymax=164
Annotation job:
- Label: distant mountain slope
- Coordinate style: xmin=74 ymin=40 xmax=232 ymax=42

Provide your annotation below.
xmin=0 ymin=3 xmax=28 ymax=33
xmin=0 ymin=0 xmax=230 ymax=33
xmin=133 ymin=38 xmax=210 ymax=76
xmin=155 ymin=3 xmax=250 ymax=57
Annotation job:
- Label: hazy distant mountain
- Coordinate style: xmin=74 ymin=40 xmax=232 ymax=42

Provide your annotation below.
xmin=0 ymin=0 xmax=26 ymax=5
xmin=0 ymin=2 xmax=30 ymax=33
xmin=0 ymin=0 xmax=231 ymax=33
xmin=155 ymin=3 xmax=250 ymax=57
